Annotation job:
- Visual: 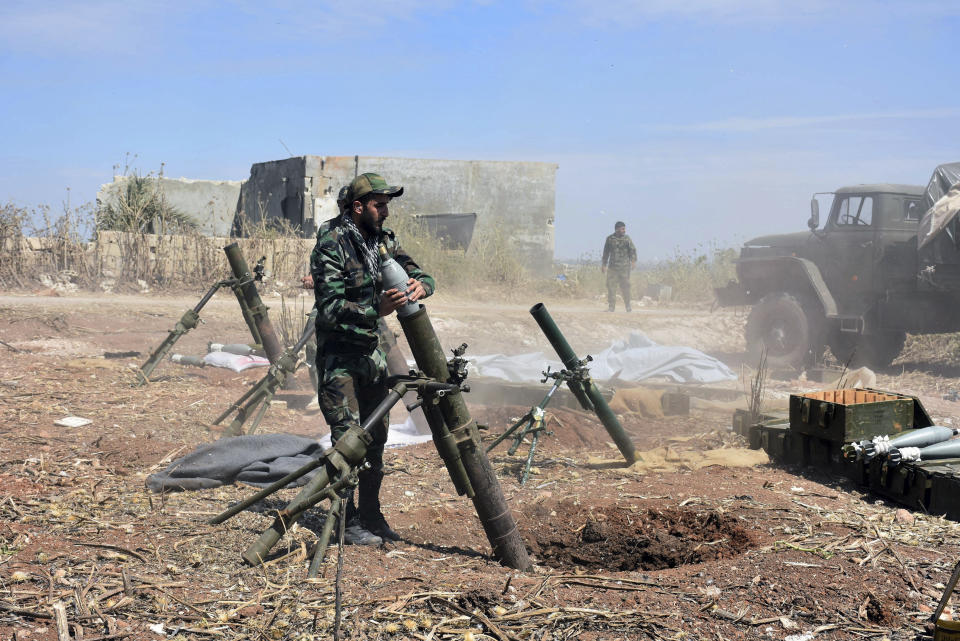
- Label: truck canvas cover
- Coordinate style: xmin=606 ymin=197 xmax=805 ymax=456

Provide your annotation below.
xmin=917 ymin=162 xmax=960 ymax=287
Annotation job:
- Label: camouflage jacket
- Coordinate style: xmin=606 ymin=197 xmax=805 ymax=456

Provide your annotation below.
xmin=311 ymin=216 xmax=435 ymax=354
xmin=602 ymin=233 xmax=637 ymax=269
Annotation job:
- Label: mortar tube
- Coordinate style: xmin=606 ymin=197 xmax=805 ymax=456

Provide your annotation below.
xmin=231 ymin=285 xmax=264 ymax=348
xmin=223 ymin=243 xmax=284 ymax=363
xmin=399 ymin=305 xmax=532 ymax=571
xmin=529 ymin=303 xmax=637 ymax=464
xmin=381 ymin=323 xmax=432 ymax=436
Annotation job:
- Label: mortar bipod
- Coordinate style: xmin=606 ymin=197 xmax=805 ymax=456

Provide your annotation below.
xmin=486 ymin=367 xmax=574 ymax=485
xmin=209 ymin=374 xmax=463 ymax=570
xmin=212 ymin=308 xmax=317 ymax=437
xmin=135 ymin=278 xmax=240 ymax=385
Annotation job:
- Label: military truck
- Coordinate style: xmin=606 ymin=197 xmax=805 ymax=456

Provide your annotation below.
xmin=716 ymin=162 xmax=960 ymax=369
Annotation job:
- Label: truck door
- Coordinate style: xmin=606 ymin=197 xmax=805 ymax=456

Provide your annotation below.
xmin=820 ymin=195 xmax=877 ymax=313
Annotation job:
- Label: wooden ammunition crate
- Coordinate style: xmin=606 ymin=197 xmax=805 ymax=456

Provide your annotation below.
xmin=790 ymin=388 xmax=917 ymax=443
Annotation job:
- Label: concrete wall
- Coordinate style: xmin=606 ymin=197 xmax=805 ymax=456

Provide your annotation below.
xmin=237 ymin=155 xmax=558 ymax=272
xmin=97 ymin=176 xmax=242 ymax=237
xmin=234 ymin=157 xmax=313 ymax=235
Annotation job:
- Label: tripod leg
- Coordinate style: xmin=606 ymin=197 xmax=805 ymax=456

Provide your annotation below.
xmin=242 ymin=463 xmax=334 ymax=566
xmin=245 ymin=387 xmax=275 ymax=435
xmin=307 ymin=496 xmax=342 ymax=578
xmin=213 ymin=382 xmax=261 ymax=425
xmin=507 ymin=418 xmax=536 ymax=457
xmin=520 ymin=426 xmax=542 ymax=486
xmin=485 ymin=412 xmax=531 ymax=454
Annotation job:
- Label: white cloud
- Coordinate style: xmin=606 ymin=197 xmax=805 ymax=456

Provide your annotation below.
xmin=224 ymin=0 xmax=460 ymax=39
xmin=559 ymin=0 xmax=960 ymax=25
xmin=0 ymin=0 xmax=460 ymax=57
xmin=658 ymin=108 xmax=960 ymax=133
xmin=0 ymin=0 xmax=174 ymax=56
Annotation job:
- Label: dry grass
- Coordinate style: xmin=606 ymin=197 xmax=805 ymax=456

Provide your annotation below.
xmin=1 ymin=201 xmax=315 ymax=293
xmin=4 ymin=191 xmax=735 ymax=309
xmin=388 ymin=215 xmax=529 ymax=294
xmin=551 ymin=243 xmax=738 ymax=304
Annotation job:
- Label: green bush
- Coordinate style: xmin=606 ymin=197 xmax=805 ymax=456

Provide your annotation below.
xmin=97 ymin=172 xmax=198 ymax=233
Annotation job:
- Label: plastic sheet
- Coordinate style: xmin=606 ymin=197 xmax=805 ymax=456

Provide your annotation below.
xmin=918 ymin=162 xmax=960 ymax=249
xmin=464 ymin=331 xmax=735 ymax=385
xmin=202 ymin=351 xmax=270 ymax=372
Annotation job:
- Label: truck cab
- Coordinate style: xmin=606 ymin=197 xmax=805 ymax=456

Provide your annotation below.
xmin=717 ymin=184 xmax=937 ymax=369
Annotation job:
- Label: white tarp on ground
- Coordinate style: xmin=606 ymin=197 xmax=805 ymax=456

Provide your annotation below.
xmin=318 ymin=416 xmax=432 ymax=450
xmin=465 ymin=331 xmax=735 ymax=384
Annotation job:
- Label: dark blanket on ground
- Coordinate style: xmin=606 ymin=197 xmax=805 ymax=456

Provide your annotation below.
xmin=145 ymin=434 xmax=324 ymax=493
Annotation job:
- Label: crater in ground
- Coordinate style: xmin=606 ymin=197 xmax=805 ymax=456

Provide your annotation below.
xmin=522 ymin=502 xmax=757 ymax=571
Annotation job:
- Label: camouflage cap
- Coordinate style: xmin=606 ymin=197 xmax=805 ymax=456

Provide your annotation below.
xmin=348 ymin=172 xmax=403 ymax=203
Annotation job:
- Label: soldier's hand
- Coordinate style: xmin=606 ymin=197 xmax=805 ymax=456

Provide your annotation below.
xmin=601 ymin=265 xmax=606 ymax=273
xmin=301 ymin=275 xmax=314 ymax=289
xmin=405 ymin=278 xmax=426 ymax=302
xmin=379 ymin=288 xmax=408 ymax=316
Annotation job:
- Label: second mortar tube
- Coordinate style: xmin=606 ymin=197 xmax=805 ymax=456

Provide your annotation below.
xmin=223 ymin=243 xmax=284 ymax=363
xmin=530 ymin=303 xmax=638 ymax=465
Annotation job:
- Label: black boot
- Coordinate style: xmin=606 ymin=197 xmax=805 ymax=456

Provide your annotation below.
xmin=341 ymin=494 xmax=382 ymax=546
xmin=358 ymin=471 xmax=402 ymax=542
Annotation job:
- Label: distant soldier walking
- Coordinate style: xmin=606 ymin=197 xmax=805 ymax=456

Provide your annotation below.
xmin=601 ymin=221 xmax=637 ymax=312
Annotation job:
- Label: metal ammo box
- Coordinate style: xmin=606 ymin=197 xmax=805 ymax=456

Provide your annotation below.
xmin=734 ymin=387 xmax=960 ymax=521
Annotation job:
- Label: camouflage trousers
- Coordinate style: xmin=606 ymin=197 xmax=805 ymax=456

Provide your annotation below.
xmin=316 ymin=348 xmax=389 ymax=474
xmin=606 ymin=265 xmax=631 ymax=310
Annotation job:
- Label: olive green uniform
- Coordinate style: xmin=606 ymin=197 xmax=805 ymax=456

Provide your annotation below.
xmin=602 ymin=233 xmax=637 ymax=311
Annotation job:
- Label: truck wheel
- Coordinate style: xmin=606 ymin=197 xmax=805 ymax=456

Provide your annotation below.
xmin=829 ymin=331 xmax=905 ymax=369
xmin=745 ymin=293 xmax=820 ymax=370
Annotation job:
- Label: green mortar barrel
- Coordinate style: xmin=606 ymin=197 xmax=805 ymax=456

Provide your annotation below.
xmin=223 ymin=243 xmax=283 ymax=363
xmin=529 ymin=303 xmax=637 ymax=465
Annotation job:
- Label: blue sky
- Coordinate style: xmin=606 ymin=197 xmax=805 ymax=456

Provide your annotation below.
xmin=1 ymin=0 xmax=958 ymax=260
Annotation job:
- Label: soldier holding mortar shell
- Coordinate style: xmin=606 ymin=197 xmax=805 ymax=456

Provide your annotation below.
xmin=310 ymin=172 xmax=435 ymax=545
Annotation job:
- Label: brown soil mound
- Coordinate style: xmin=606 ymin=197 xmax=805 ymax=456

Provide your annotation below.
xmin=522 ymin=501 xmax=757 ymax=571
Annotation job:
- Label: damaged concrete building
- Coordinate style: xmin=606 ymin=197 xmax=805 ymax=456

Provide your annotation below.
xmin=236 ymin=156 xmax=557 ymax=272
xmin=98 ymin=155 xmax=558 ymax=272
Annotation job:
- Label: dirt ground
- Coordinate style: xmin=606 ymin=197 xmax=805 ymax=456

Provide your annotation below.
xmin=3 ymin=289 xmax=960 ymax=640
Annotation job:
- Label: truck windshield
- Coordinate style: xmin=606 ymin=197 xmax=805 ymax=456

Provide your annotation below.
xmin=835 ymin=196 xmax=873 ymax=226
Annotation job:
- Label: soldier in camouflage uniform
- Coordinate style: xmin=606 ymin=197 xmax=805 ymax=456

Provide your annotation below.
xmin=311 ymin=173 xmax=435 ymax=545
xmin=303 ymin=186 xmax=351 ymax=395
xmin=601 ymin=221 xmax=637 ymax=312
